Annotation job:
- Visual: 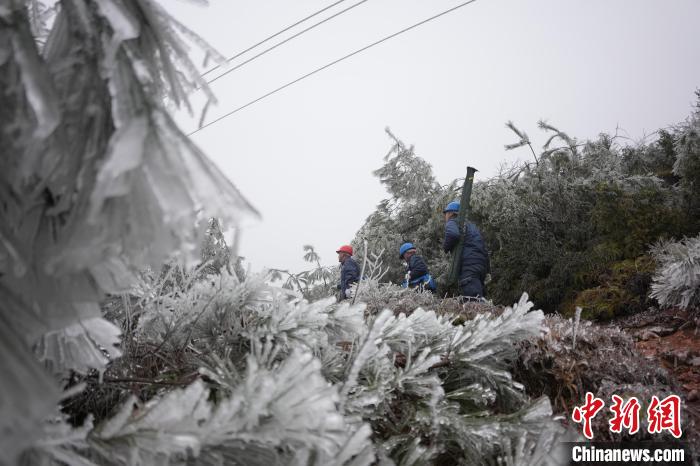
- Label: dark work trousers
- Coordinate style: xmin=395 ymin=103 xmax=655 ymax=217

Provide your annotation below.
xmin=459 ymin=275 xmax=484 ymax=298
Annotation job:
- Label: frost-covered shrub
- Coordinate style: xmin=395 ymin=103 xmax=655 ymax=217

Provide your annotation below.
xmin=515 ymin=315 xmax=676 ymax=442
xmin=48 ymin=271 xmax=571 ymax=465
xmin=354 ymin=278 xmax=498 ymax=321
xmin=516 ymin=315 xmax=672 ymax=411
xmin=650 ymin=235 xmax=700 ymax=310
xmin=672 ymin=95 xmax=700 ymax=241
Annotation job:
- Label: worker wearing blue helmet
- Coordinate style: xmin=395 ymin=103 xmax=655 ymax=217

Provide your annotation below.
xmin=443 ymin=201 xmax=490 ymax=298
xmin=399 ymin=242 xmax=436 ymax=291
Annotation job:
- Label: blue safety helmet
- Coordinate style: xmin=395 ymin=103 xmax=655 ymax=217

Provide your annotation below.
xmin=399 ymin=242 xmax=416 ymax=258
xmin=443 ymin=201 xmax=460 ymax=213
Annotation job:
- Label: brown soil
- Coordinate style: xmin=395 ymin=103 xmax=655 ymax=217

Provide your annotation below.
xmin=618 ymin=307 xmax=700 ymax=438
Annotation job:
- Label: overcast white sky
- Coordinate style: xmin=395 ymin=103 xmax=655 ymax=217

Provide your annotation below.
xmin=167 ymin=0 xmax=700 ymax=274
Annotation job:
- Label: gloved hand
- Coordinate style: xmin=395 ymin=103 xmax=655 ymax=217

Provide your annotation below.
xmin=484 ymin=273 xmax=492 ymax=285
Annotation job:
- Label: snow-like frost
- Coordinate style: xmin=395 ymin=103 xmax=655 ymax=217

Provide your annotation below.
xmin=35 ymin=317 xmax=122 ymax=374
xmin=650 ymin=234 xmax=700 ymax=310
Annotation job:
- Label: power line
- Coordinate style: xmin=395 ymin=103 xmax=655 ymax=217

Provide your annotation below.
xmin=205 ymin=0 xmax=370 ymax=86
xmin=201 ymin=0 xmax=349 ymax=78
xmin=189 ymin=0 xmax=478 ymax=136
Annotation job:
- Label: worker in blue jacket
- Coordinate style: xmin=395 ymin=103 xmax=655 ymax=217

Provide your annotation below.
xmin=442 ymin=201 xmax=490 ymax=298
xmin=336 ymin=244 xmax=360 ymax=300
xmin=399 ymin=243 xmax=436 ymax=292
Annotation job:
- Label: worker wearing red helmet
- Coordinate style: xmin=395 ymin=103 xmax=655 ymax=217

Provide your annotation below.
xmin=336 ymin=245 xmax=360 ymax=301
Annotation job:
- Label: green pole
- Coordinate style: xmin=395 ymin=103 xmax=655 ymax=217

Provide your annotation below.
xmin=447 ymin=166 xmax=477 ymax=287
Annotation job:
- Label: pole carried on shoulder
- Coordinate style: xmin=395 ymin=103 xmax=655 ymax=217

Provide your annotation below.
xmin=447 ymin=166 xmax=478 ymax=287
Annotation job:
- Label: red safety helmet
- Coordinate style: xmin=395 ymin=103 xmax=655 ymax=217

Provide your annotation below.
xmin=336 ymin=245 xmax=353 ymax=256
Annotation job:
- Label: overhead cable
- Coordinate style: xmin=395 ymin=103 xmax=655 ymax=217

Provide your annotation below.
xmin=205 ymin=0 xmax=370 ymax=86
xmin=201 ymin=0 xmax=350 ymax=78
xmin=190 ymin=0 xmax=478 ymax=136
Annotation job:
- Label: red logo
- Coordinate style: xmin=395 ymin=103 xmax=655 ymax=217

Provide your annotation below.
xmin=572 ymin=393 xmax=683 ymax=439
xmin=609 ymin=395 xmax=641 ymax=435
xmin=572 ymin=392 xmax=606 ymax=440
xmin=647 ymin=395 xmax=682 ymax=438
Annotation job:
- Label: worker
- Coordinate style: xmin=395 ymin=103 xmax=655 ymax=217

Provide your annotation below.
xmin=336 ymin=244 xmax=360 ymax=300
xmin=442 ymin=201 xmax=490 ymax=299
xmin=399 ymin=242 xmax=436 ymax=291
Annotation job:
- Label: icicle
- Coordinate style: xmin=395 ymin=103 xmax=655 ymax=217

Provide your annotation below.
xmin=572 ymin=306 xmax=582 ymax=351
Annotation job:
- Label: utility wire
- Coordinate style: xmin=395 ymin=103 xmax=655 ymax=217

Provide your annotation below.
xmin=201 ymin=0 xmax=349 ymax=78
xmin=189 ymin=0 xmax=478 ymax=136
xmin=205 ymin=0 xmax=370 ymax=86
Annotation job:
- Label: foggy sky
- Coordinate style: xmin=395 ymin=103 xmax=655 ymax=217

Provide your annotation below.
xmin=167 ymin=0 xmax=700 ymax=275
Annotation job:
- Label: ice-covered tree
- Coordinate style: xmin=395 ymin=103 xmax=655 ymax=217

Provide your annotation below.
xmin=0 ymin=0 xmax=257 ymax=462
xmin=354 ymin=129 xmax=451 ymax=288
xmin=357 ymin=96 xmax=700 ymax=316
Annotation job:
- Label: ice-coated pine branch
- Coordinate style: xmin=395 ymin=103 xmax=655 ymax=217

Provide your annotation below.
xmin=650 ymin=234 xmax=700 ymax=310
xmin=504 ymin=120 xmax=530 ymax=150
xmin=538 ymin=119 xmax=577 ymax=155
xmin=87 ymin=350 xmax=374 ymax=466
